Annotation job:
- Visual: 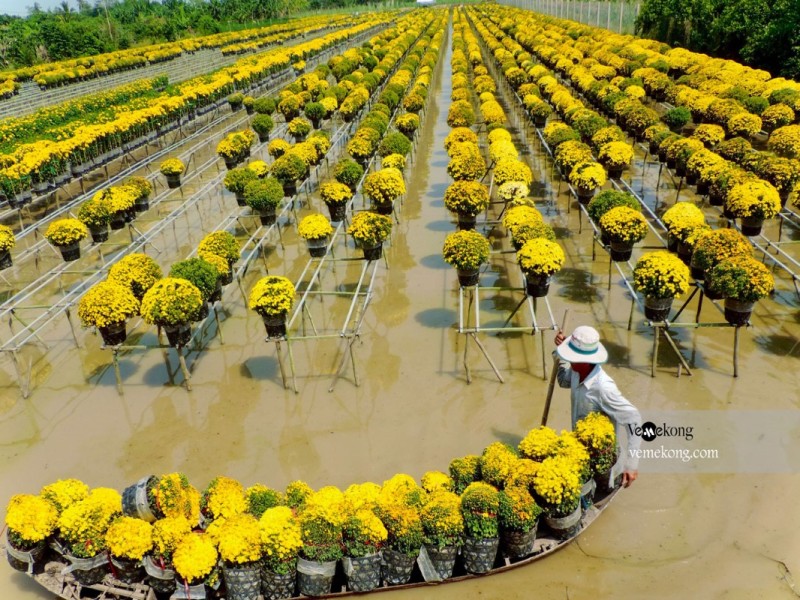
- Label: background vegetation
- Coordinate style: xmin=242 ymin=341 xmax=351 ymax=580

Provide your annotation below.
xmin=636 ymin=0 xmax=800 ymax=79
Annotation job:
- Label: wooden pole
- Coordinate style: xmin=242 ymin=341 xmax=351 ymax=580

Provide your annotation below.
xmin=540 ymin=310 xmax=570 ymax=426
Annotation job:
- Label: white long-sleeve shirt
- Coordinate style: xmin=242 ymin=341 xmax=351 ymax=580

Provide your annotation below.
xmin=555 ymin=357 xmax=642 ymax=473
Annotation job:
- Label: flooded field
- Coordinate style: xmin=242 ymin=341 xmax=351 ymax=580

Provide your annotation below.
xmin=1 ymin=12 xmax=799 ymax=600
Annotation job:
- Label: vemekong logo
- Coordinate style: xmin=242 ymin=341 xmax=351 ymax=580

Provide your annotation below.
xmin=628 ymin=421 xmax=694 ymax=442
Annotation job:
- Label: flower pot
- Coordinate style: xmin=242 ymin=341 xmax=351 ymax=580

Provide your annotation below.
xmin=724 ymin=298 xmax=755 ymax=326
xmin=262 ymin=313 xmax=287 ymax=339
xmin=457 ymin=268 xmax=480 ymax=288
xmin=667 ymin=233 xmax=679 ymax=252
xmin=666 ymin=157 xmax=676 ymax=169
xmin=362 ymin=242 xmax=383 ymax=261
xmin=544 ymin=504 xmax=582 ymax=540
xmin=457 ymin=212 xmax=477 ymax=230
xmin=220 ymin=270 xmax=233 ymax=286
xmin=685 ymin=172 xmax=697 ymax=185
xmin=110 ymin=554 xmax=143 ymax=584
xmin=607 ymin=166 xmax=624 ymax=180
xmin=0 ymin=250 xmax=12 ymax=271
xmin=282 ymin=182 xmax=297 ymax=198
xmin=534 ymin=115 xmax=548 ymax=128
xmin=143 ymin=555 xmax=176 ymax=595
xmin=500 ymin=526 xmax=536 ymax=559
xmin=87 ymin=223 xmax=109 ymax=243
xmin=223 ymin=561 xmax=261 ymax=600
xmin=259 ymin=207 xmax=277 ymax=226
xmin=577 ymin=188 xmax=595 ymax=205
xmin=462 ymin=536 xmax=499 ymax=574
xmin=690 ymin=255 xmax=705 ymax=281
xmin=644 ymin=296 xmax=673 ymax=322
xmin=723 ymin=204 xmax=736 ymax=220
xmin=163 ymin=323 xmax=192 ymax=348
xmin=224 ymin=158 xmax=238 ymax=170
xmin=58 ymin=242 xmax=81 ymax=262
xmin=704 ymin=281 xmax=725 ymax=300
xmin=172 ymin=579 xmax=207 ymax=598
xmin=675 ymin=164 xmax=686 ymax=177
xmin=235 ymin=192 xmax=247 ymax=207
xmin=306 ymin=236 xmax=329 ymax=258
xmin=524 ymin=272 xmax=551 ymax=297
xmin=648 ymin=141 xmax=660 ymax=155
xmin=110 ymin=213 xmax=126 ymax=230
xmin=594 ymin=468 xmax=620 ymax=496
xmin=257 ymin=132 xmax=270 ymax=144
xmin=373 ymin=202 xmax=393 ymax=216
xmin=209 ymin=279 xmax=223 ymax=303
xmin=64 ymin=552 xmax=109 ymax=586
xmin=327 ymin=203 xmax=347 ymax=223
xmin=99 ymin=321 xmax=128 ymax=347
xmin=658 ymin=149 xmax=669 ymax=163
xmin=422 ymin=544 xmax=457 ymax=580
xmin=166 ymin=174 xmax=181 ymax=189
xmin=5 ymin=533 xmax=46 ymax=574
xmin=192 ymin=302 xmax=210 ymax=322
xmin=382 ymin=547 xmax=417 ymax=585
xmin=343 ymin=552 xmax=382 ymax=592
xmin=580 ymin=477 xmax=597 ymax=509
xmin=296 ymin=557 xmax=336 ymax=597
xmin=709 ymin=188 xmax=725 ymax=206
xmin=740 ymin=216 xmax=764 ymax=237
xmin=696 ymin=181 xmax=709 ymax=195
xmin=677 ymin=241 xmax=692 ymax=265
xmin=260 ymin=562 xmax=296 ymax=600
xmin=609 ymin=240 xmax=633 ymax=262
xmin=124 ymin=208 xmax=136 ymax=223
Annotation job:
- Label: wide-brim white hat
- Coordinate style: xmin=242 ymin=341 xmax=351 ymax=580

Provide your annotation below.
xmin=556 ymin=325 xmax=608 ymax=364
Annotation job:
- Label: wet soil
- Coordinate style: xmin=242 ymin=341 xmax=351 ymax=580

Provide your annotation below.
xmin=1 ymin=11 xmax=800 ymax=600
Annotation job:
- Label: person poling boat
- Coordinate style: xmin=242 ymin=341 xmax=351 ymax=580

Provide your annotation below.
xmin=553 ymin=325 xmax=642 ymax=488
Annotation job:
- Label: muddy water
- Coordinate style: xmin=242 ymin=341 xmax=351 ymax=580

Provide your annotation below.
xmin=2 ymin=13 xmax=800 ymax=600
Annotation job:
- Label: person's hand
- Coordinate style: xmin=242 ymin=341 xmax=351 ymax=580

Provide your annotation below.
xmin=554 ymin=331 xmax=566 ymax=346
xmin=622 ymin=470 xmax=638 ymax=488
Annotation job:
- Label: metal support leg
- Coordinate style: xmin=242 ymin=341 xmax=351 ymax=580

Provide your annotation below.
xmin=652 ymin=324 xmax=659 ymax=377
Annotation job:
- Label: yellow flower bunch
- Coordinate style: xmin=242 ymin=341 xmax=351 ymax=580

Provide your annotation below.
xmin=198 ymin=252 xmax=229 ymax=277
xmin=487 ymin=128 xmax=512 ymax=145
xmin=172 ymin=533 xmax=218 ymax=583
xmin=420 ymin=472 xmax=453 ymax=494
xmin=40 ymin=478 xmax=89 ymax=514
xmin=633 ymin=251 xmax=691 ymax=299
xmin=599 ymin=206 xmax=649 ymax=244
xmin=479 ymin=442 xmax=519 ymax=488
xmin=375 ymin=501 xmax=424 ymax=554
xmin=395 ymin=114 xmax=420 ymax=137
xmin=686 ymin=148 xmax=725 ymax=182
xmin=532 ymin=456 xmax=581 ymax=513
xmin=77 ymin=280 xmax=139 ymax=328
xmin=160 ymin=158 xmax=185 ymax=176
xmin=105 ymin=516 xmax=153 ymax=560
xmin=442 ymin=229 xmax=490 ymax=271
xmin=692 ymin=124 xmax=726 ymax=147
xmin=516 ymin=238 xmax=565 ymax=276
xmin=518 ymin=426 xmax=559 ymax=461
xmin=444 ymin=127 xmax=478 ymax=152
xmin=198 ymin=231 xmax=240 ymax=263
xmin=248 ymin=275 xmax=295 ymax=316
xmin=506 ymin=458 xmax=540 ymax=490
xmin=489 ymin=139 xmax=518 ymax=163
xmin=447 ymin=142 xmax=486 ymax=181
xmin=692 ymin=229 xmax=753 ymax=271
xmin=320 ymin=181 xmax=352 ymax=205
xmin=259 ymin=506 xmax=303 ymax=573
xmin=420 ymin=490 xmax=463 ymax=548
xmin=301 ymin=486 xmax=347 ymax=528
xmin=382 ymin=153 xmax=406 ymax=172
xmin=363 ymin=168 xmax=405 ymax=205
xmin=152 ymin=473 xmax=199 ymax=523
xmin=44 ymin=218 xmax=87 ymax=247
xmin=320 ymin=96 xmax=338 ymax=115
xmin=108 ymin=253 xmax=163 ymax=299
xmin=202 ymin=476 xmax=248 ymax=521
xmin=554 ymin=140 xmax=593 ymax=175
xmin=569 ymin=161 xmax=607 ymax=192
xmin=460 ymin=481 xmax=500 ymax=539
xmin=555 ymin=431 xmax=591 ymax=482
xmin=574 ymin=412 xmax=616 ymax=453
xmin=494 ymin=158 xmax=533 ymax=187
xmin=342 ymin=508 xmax=387 ymax=556
xmin=497 ymin=181 xmax=529 ymax=202
xmin=502 ymin=205 xmax=543 ymax=233
xmin=247 ymin=160 xmax=269 ymax=178
xmin=5 ymin=494 xmax=58 ymax=545
xmin=152 ymin=516 xmax=192 ymax=560
xmin=268 ymin=139 xmax=291 ymax=158
xmin=297 ymin=213 xmax=333 ymax=240
xmin=443 ymin=180 xmax=490 ymax=216
xmin=347 ymin=211 xmax=392 ymax=246
xmin=0 ymin=224 xmax=15 ymax=252
xmin=140 ymin=277 xmax=203 ymax=326
xmin=598 ymin=141 xmax=634 ymax=169
xmin=661 ymin=202 xmax=706 ymax=240
xmin=498 ymin=484 xmax=541 ymax=533
xmin=707 ymin=255 xmax=774 ymax=302
xmin=343 ymin=482 xmax=381 ymax=512
xmin=378 ymin=474 xmax=425 ymax=509
xmin=727 ymin=112 xmax=762 ymax=138
xmin=726 ymin=180 xmax=782 ymax=219
xmin=481 ymin=99 xmax=507 ymax=126
xmin=216 ymin=513 xmax=262 ymax=564
xmin=447 ymin=100 xmax=475 ymax=128
xmin=57 ymin=487 xmax=122 ymax=557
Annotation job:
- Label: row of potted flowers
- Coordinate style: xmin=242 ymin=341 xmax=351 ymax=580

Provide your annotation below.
xmin=4 ymin=412 xmax=618 ymax=598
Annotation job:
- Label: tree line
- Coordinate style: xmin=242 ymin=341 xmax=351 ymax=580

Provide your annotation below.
xmin=0 ymin=0 xmax=388 ymax=69
xmin=636 ymin=0 xmax=800 ymax=79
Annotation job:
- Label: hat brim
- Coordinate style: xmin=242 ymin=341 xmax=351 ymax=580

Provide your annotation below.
xmin=556 ymin=335 xmax=608 ymax=364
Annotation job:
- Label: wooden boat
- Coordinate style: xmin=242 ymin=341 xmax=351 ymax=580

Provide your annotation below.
xmin=16 ymin=487 xmax=620 ymax=600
